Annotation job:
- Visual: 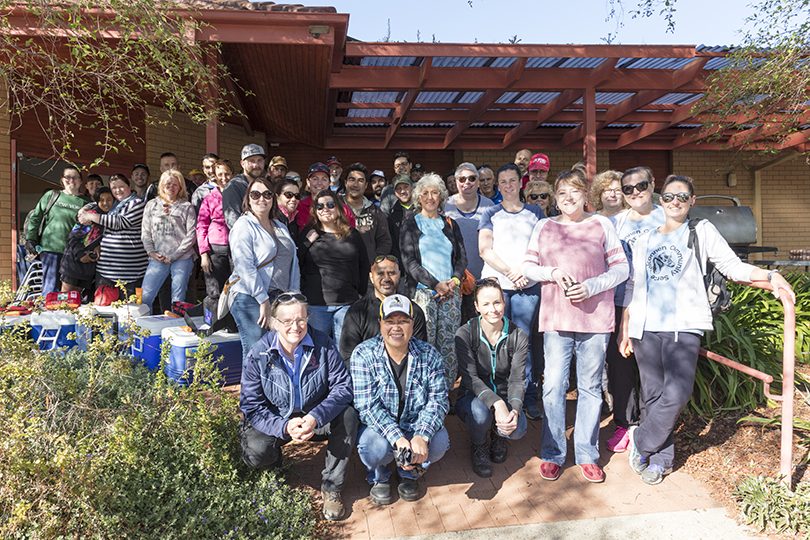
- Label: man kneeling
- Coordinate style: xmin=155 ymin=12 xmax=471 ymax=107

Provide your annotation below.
xmin=239 ymin=292 xmax=357 ymax=521
xmin=350 ymin=294 xmax=450 ymax=505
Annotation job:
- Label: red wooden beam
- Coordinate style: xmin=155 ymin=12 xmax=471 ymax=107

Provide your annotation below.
xmin=727 ymin=110 xmax=810 ymax=148
xmin=614 ymin=99 xmax=702 ymax=148
xmin=384 ymin=58 xmax=433 ymax=148
xmin=345 ymin=42 xmax=697 ymax=59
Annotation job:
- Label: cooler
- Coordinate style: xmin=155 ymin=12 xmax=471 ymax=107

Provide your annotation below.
xmin=30 ymin=311 xmax=77 ymax=350
xmin=76 ymin=303 xmax=150 ymax=350
xmin=131 ymin=315 xmax=204 ymax=371
xmin=161 ymin=326 xmax=242 ymax=385
xmin=0 ymin=313 xmax=31 ymax=330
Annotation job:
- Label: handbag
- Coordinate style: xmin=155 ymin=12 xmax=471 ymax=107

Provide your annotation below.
xmin=216 ymin=256 xmax=277 ymax=319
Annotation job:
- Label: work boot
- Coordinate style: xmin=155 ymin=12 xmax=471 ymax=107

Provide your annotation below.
xmin=471 ymin=443 xmax=492 ymax=478
xmin=397 ymin=477 xmax=420 ymax=501
xmin=490 ymin=434 xmax=508 ymax=464
xmin=369 ymin=482 xmax=393 ymax=506
xmin=321 ymin=490 xmax=345 ymax=521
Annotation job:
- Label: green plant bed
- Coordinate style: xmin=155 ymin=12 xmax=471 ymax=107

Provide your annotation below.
xmin=0 ymin=323 xmax=316 ymax=539
xmin=692 ymin=273 xmax=810 ymax=418
xmin=735 ymin=476 xmax=810 ymax=536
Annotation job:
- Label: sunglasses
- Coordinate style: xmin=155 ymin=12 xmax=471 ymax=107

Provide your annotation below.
xmin=373 ymin=254 xmax=399 ymax=265
xmin=316 ymin=201 xmax=337 ymax=210
xmin=660 ymin=192 xmax=691 ymax=203
xmin=281 ymin=191 xmax=301 ymax=200
xmin=249 ymin=190 xmax=273 ymax=201
xmin=457 ymin=175 xmax=477 ymax=184
xmin=621 ymin=180 xmax=651 ymax=195
xmin=527 ymin=193 xmax=550 ymax=201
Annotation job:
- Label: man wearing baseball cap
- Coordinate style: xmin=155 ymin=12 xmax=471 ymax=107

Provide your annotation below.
xmin=222 ymin=143 xmax=266 ymax=229
xmin=526 ymin=152 xmax=551 ymax=188
xmin=326 ymin=156 xmax=343 ymax=192
xmin=268 ymin=155 xmax=288 ymax=183
xmin=350 ymin=294 xmax=450 ymax=505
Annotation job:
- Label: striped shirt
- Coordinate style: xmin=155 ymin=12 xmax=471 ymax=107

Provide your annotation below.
xmin=96 ymin=195 xmax=148 ymax=282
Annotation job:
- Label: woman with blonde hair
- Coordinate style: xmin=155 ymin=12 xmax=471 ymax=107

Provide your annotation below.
xmin=140 ymin=169 xmax=197 ymax=312
xmin=590 ymin=170 xmax=626 ymax=217
xmin=524 ymin=180 xmax=558 ymax=217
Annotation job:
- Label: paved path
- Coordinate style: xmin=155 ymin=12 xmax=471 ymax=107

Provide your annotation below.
xmin=282 ymin=412 xmax=756 ymax=539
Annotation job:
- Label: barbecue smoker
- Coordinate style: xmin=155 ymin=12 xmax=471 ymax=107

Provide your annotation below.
xmin=688 ymin=195 xmax=761 ymax=260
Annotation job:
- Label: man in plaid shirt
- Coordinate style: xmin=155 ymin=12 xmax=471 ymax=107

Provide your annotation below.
xmin=350 ymin=294 xmax=450 ymax=505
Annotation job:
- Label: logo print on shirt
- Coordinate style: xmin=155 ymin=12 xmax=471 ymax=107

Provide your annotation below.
xmin=647 ymin=245 xmax=683 ymax=281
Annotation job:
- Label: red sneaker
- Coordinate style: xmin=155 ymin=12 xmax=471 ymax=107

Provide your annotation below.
xmin=539 ymin=461 xmax=561 ymax=481
xmin=580 ymin=463 xmax=605 ymax=483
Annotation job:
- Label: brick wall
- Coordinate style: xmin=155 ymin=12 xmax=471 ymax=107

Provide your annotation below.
xmin=0 ymin=79 xmax=13 ymax=281
xmin=145 ymin=106 xmax=266 ymax=176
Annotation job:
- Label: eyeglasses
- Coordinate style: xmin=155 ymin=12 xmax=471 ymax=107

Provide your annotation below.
xmin=316 ymin=201 xmax=337 ymax=210
xmin=527 ymin=193 xmax=550 ymax=201
xmin=249 ymin=190 xmax=273 ymax=201
xmin=603 ymin=188 xmax=623 ymax=195
xmin=287 ymin=176 xmax=301 ymax=182
xmin=281 ymin=191 xmax=301 ymax=200
xmin=660 ymin=192 xmax=691 ymax=203
xmin=373 ymin=254 xmax=399 ymax=265
xmin=457 ymin=175 xmax=477 ymax=184
xmin=621 ymin=180 xmax=651 ymax=195
xmin=276 ymin=317 xmax=308 ymax=327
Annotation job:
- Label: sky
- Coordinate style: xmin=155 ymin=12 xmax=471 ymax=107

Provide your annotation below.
xmin=326 ymin=0 xmax=755 ymax=46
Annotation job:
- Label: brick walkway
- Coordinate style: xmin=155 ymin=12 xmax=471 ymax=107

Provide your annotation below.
xmin=282 ymin=409 xmax=720 ymax=539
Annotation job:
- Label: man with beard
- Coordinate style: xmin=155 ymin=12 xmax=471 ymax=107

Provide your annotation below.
xmin=343 ymin=162 xmax=392 ymax=261
xmin=369 ymin=170 xmax=386 ymax=206
xmin=339 ymin=255 xmax=426 ymax=361
xmin=130 ymin=163 xmax=151 ymax=200
xmin=222 ymin=144 xmax=266 ymax=229
xmin=191 ymin=152 xmax=220 ymax=211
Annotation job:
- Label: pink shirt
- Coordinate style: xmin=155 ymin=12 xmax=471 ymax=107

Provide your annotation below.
xmin=196 ymin=187 xmax=229 ymax=253
xmin=524 ymin=215 xmax=628 ymax=333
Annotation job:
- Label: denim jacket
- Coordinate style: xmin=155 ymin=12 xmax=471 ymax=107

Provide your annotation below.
xmin=239 ymin=328 xmax=353 ymax=439
xmin=350 ymin=336 xmax=448 ymax=445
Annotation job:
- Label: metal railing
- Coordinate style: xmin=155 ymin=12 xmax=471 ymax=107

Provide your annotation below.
xmin=698 ymin=279 xmax=797 ymax=488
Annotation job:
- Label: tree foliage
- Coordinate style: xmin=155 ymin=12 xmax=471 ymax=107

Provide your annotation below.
xmin=0 ymin=0 xmax=240 ymax=168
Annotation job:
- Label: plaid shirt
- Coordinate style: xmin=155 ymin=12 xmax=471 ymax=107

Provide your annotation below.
xmin=350 ymin=336 xmax=448 ymax=445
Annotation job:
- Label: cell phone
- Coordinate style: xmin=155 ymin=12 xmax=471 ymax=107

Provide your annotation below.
xmin=565 ymin=281 xmax=580 ymax=296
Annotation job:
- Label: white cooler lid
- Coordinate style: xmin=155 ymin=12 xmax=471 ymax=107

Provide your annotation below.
xmin=134 ymin=315 xmax=203 ymax=332
xmin=30 ymin=311 xmax=77 ymax=326
xmin=161 ymin=326 xmax=241 ymax=346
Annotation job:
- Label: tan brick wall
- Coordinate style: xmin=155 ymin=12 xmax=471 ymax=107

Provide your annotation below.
xmin=0 ymin=78 xmax=13 ymax=282
xmin=145 ymin=106 xmax=265 ymax=176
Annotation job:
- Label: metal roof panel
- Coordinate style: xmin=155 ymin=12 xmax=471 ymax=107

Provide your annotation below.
xmin=359 ymin=56 xmax=419 ymax=67
xmin=416 ymin=91 xmax=459 ymax=103
xmin=526 ymin=57 xmax=564 ymax=68
xmin=514 ymin=91 xmax=560 ymax=104
xmin=432 ymin=56 xmax=489 ymax=68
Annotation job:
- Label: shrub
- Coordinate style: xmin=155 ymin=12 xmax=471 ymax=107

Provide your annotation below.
xmin=0 ymin=320 xmax=316 ymax=539
xmin=691 ymin=273 xmax=810 ymax=417
xmin=735 ymin=476 xmax=810 ymax=535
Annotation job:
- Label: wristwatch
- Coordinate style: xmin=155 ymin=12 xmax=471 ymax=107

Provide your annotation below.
xmin=450 ymin=276 xmax=461 ymax=287
xmin=767 ymin=269 xmax=779 ymax=282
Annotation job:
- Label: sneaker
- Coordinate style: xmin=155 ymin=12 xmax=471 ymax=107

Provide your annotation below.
xmin=539 ymin=461 xmax=561 ymax=481
xmin=641 ymin=464 xmax=670 ymax=485
xmin=607 ymin=426 xmax=630 ymax=453
xmin=321 ymin=490 xmax=345 ymax=521
xmin=397 ymin=477 xmax=420 ymax=502
xmin=579 ymin=463 xmax=605 ymax=483
xmin=471 ymin=443 xmax=492 ymax=478
xmin=627 ymin=426 xmax=648 ymax=474
xmin=369 ymin=482 xmax=393 ymax=506
xmin=490 ymin=435 xmax=508 ymax=464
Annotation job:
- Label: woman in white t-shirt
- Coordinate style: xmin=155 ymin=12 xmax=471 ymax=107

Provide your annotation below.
xmin=479 ymin=163 xmax=544 ymax=419
xmin=620 ymin=175 xmax=794 ymax=486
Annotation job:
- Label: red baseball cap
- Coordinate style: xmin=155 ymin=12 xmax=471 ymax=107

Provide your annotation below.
xmin=528 ymin=153 xmax=550 ymax=172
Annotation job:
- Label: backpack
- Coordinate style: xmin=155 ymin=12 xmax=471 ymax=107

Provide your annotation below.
xmin=687 ymin=218 xmax=732 ymax=316
xmin=23 ymin=190 xmax=60 ymax=242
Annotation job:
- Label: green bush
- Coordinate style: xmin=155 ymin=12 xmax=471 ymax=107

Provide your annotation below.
xmin=691 ymin=273 xmax=810 ymax=417
xmin=0 ymin=321 xmax=316 ymax=539
xmin=735 ymin=476 xmax=810 ymax=535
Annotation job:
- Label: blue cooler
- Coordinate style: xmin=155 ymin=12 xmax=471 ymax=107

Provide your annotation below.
xmin=162 ymin=327 xmax=242 ymax=385
xmin=131 ymin=315 xmax=204 ymax=371
xmin=0 ymin=313 xmax=31 ymax=331
xmin=30 ymin=311 xmax=78 ymax=350
xmin=76 ymin=304 xmax=150 ymax=350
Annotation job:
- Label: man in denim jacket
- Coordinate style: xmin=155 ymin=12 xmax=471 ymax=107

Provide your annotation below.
xmin=350 ymin=294 xmax=450 ymax=505
xmin=239 ymin=292 xmax=357 ymax=521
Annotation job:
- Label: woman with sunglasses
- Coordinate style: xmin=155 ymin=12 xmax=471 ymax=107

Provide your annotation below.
xmin=400 ymin=173 xmax=467 ymax=387
xmin=299 ymin=189 xmax=369 ymax=343
xmin=478 ymin=162 xmax=545 ymax=420
xmin=455 ymin=278 xmax=529 ymax=478
xmin=229 ymin=177 xmax=299 ymax=359
xmin=620 ymin=175 xmax=794 ymax=485
xmin=274 ymin=178 xmax=302 ymax=242
xmin=140 ymin=169 xmax=197 ymax=312
xmin=197 ymin=160 xmax=234 ymax=313
xmin=600 ymin=166 xmax=667 ymax=454
xmin=524 ymin=180 xmax=558 ymax=216
xmin=523 ymin=170 xmax=629 ymax=484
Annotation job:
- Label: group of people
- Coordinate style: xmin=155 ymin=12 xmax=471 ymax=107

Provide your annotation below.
xmin=23 ymin=145 xmax=796 ymax=521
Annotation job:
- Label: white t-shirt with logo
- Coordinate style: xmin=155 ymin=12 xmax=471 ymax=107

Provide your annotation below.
xmin=643 ymin=222 xmax=689 ymax=332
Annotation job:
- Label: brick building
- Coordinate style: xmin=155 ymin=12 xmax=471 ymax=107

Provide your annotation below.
xmin=2 ymin=2 xmax=808 ymax=282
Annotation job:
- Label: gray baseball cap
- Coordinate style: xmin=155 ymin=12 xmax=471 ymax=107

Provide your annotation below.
xmin=241 ymin=144 xmax=266 ymax=160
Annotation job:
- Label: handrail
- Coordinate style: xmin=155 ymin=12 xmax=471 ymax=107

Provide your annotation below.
xmin=698 ymin=279 xmax=796 ymax=489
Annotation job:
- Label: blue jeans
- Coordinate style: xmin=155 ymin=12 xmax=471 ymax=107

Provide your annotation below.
xmin=40 ymin=251 xmax=62 ymax=295
xmin=503 ymin=286 xmax=540 ymax=402
xmin=231 ymin=293 xmax=267 ymax=361
xmin=456 ymin=393 xmax=528 ymax=445
xmin=141 ymin=257 xmax=194 ymax=312
xmin=356 ymin=425 xmax=450 ymax=483
xmin=308 ymin=304 xmax=349 ymax=343
xmin=541 ymin=331 xmax=608 ymax=466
